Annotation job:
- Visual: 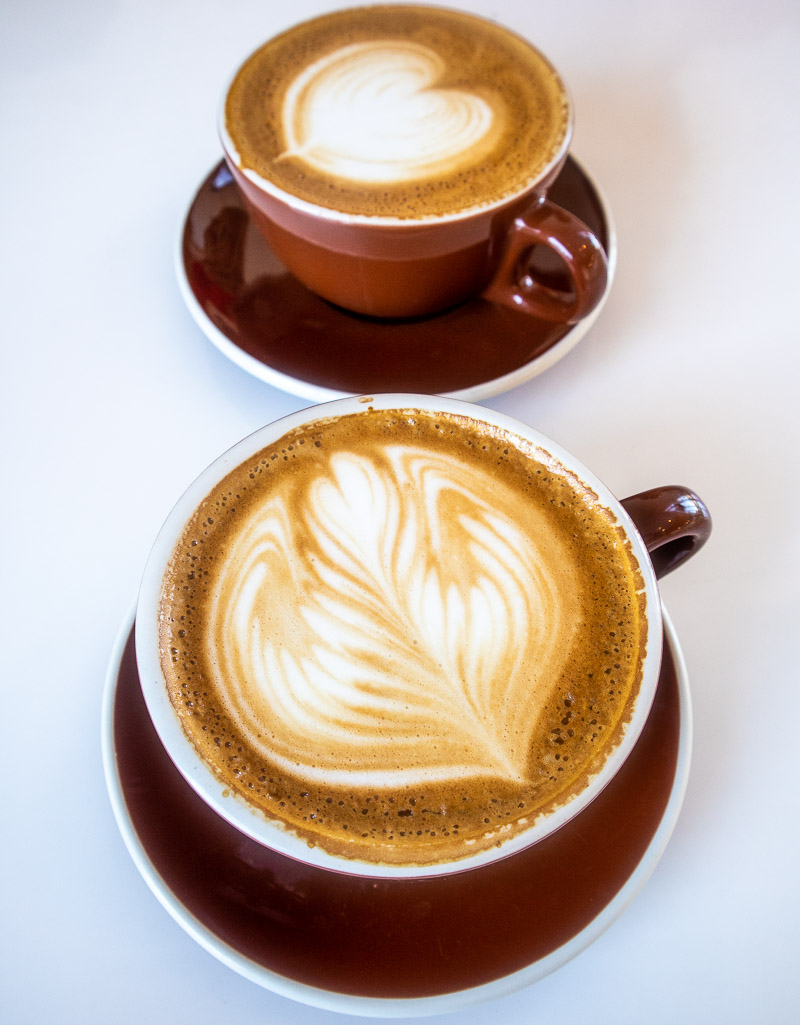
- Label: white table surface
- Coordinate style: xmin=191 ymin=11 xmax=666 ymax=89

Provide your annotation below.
xmin=2 ymin=1 xmax=798 ymax=1022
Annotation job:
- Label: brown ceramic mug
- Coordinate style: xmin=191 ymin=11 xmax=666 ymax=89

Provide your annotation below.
xmin=135 ymin=394 xmax=711 ymax=880
xmin=218 ymin=5 xmax=608 ymax=320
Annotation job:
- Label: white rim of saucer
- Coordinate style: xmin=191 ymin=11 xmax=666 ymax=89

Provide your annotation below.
xmin=101 ymin=604 xmax=690 ymax=1018
xmin=174 ymin=154 xmax=617 ymax=402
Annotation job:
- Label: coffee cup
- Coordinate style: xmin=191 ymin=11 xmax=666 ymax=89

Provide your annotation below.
xmin=217 ymin=4 xmax=608 ymax=320
xmin=135 ymin=394 xmax=710 ymax=879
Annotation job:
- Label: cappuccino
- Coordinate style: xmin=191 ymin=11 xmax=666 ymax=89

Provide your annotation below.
xmin=223 ymin=5 xmax=570 ymax=219
xmin=157 ymin=407 xmax=647 ymax=868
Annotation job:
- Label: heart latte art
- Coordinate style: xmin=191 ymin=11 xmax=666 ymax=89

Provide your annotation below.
xmin=224 ymin=5 xmax=570 ymax=218
xmin=160 ymin=409 xmax=647 ymax=867
xmin=279 ymin=41 xmax=499 ymax=184
xmin=209 ymin=446 xmax=574 ymax=788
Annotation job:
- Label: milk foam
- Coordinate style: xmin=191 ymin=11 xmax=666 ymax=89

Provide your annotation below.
xmin=205 ymin=446 xmax=580 ymax=787
xmin=159 ymin=408 xmax=649 ymax=866
xmin=280 ymin=41 xmax=499 ymax=184
xmin=223 ymin=6 xmax=571 ymax=219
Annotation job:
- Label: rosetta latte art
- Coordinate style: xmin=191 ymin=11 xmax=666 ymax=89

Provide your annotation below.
xmin=206 ymin=446 xmax=580 ymax=787
xmin=279 ymin=41 xmax=500 ymax=183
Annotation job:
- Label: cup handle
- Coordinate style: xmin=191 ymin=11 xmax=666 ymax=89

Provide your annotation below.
xmin=620 ymin=486 xmax=712 ymax=580
xmin=481 ymin=198 xmax=609 ymax=323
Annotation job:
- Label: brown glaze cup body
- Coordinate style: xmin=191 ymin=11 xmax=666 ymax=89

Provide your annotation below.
xmin=223 ymin=157 xmax=608 ymax=321
xmin=218 ymin=8 xmax=608 ymax=321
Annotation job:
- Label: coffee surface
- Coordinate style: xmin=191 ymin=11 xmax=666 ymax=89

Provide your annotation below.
xmin=223 ymin=6 xmax=570 ymax=219
xmin=159 ymin=408 xmax=647 ymax=866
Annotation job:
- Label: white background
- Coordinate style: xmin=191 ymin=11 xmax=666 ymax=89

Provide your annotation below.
xmin=2 ymin=1 xmax=798 ymax=1022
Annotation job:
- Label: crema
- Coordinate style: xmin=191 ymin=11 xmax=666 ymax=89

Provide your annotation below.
xmin=223 ymin=5 xmax=570 ymax=219
xmin=159 ymin=408 xmax=647 ymax=867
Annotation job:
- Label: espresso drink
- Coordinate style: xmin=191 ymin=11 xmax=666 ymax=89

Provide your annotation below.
xmin=223 ymin=5 xmax=570 ymax=219
xmin=158 ymin=408 xmax=647 ymax=868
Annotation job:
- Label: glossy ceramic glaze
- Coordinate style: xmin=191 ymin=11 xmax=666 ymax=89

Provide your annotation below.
xmin=178 ymin=156 xmax=615 ymax=399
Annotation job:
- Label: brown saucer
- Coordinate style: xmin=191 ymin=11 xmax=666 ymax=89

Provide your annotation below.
xmin=177 ymin=156 xmax=615 ymax=400
xmin=104 ymin=611 xmax=687 ymax=1010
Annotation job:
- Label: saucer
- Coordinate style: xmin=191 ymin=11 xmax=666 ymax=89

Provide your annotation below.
xmin=102 ymin=608 xmax=689 ymax=1017
xmin=176 ymin=156 xmax=616 ymax=401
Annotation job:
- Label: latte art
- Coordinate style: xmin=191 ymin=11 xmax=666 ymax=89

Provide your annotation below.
xmin=279 ymin=41 xmax=498 ymax=184
xmin=208 ymin=447 xmax=577 ymax=787
xmin=224 ymin=5 xmax=570 ymax=218
xmin=159 ymin=409 xmax=648 ymax=867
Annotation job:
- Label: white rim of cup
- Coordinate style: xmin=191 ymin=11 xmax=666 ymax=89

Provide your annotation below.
xmin=215 ymin=6 xmax=574 ymax=228
xmin=134 ymin=394 xmax=663 ymax=880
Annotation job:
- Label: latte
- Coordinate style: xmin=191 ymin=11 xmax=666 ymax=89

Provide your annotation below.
xmin=223 ymin=5 xmax=570 ymax=219
xmin=157 ymin=407 xmax=647 ymax=868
